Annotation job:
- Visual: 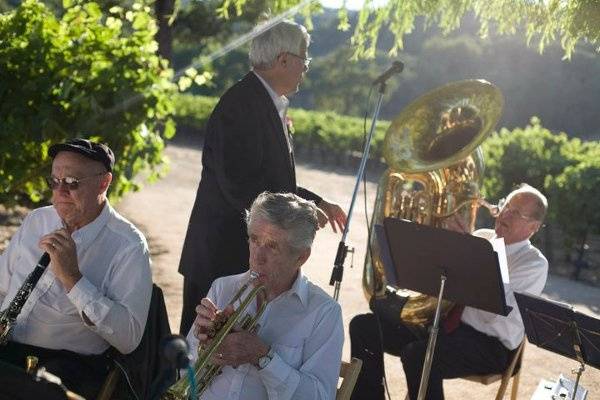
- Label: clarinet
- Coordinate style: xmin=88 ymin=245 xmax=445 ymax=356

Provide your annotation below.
xmin=0 ymin=252 xmax=51 ymax=345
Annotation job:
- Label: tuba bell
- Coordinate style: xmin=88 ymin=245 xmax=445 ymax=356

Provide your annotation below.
xmin=363 ymin=79 xmax=504 ymax=327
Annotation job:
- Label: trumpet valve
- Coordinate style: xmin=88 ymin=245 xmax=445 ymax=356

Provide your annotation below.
xmin=207 ymin=311 xmax=229 ymax=338
xmin=26 ymin=355 xmax=39 ymax=374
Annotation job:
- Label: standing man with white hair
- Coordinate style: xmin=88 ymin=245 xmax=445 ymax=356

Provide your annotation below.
xmin=186 ymin=192 xmax=344 ymax=399
xmin=178 ymin=20 xmax=347 ymax=335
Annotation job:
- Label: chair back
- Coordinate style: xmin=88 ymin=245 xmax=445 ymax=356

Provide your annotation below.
xmin=97 ymin=283 xmax=172 ymax=400
xmin=461 ymin=339 xmax=526 ymax=400
xmin=336 ymin=357 xmax=363 ymax=400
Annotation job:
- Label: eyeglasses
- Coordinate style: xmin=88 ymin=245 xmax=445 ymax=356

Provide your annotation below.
xmin=286 ymin=52 xmax=312 ymax=68
xmin=498 ymin=198 xmax=537 ymax=222
xmin=45 ymin=173 xmax=105 ymax=191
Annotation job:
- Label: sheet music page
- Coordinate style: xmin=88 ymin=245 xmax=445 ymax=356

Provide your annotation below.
xmin=491 ymin=237 xmax=509 ymax=284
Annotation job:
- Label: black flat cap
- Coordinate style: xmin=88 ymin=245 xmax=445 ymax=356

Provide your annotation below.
xmin=48 ymin=138 xmax=115 ymax=172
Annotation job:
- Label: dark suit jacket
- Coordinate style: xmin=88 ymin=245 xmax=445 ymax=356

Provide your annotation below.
xmin=178 ymin=72 xmax=321 ymax=286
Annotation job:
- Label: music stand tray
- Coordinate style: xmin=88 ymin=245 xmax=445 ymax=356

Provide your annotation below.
xmin=514 ymin=292 xmax=600 ymax=400
xmin=381 ymin=218 xmax=509 ymax=315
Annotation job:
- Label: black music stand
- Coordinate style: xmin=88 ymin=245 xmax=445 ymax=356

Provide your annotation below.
xmin=379 ymin=218 xmax=510 ymax=400
xmin=514 ymin=292 xmax=600 ymax=400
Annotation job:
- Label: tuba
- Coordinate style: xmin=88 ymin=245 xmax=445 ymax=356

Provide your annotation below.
xmin=163 ymin=271 xmax=267 ymax=400
xmin=363 ymin=79 xmax=504 ymax=327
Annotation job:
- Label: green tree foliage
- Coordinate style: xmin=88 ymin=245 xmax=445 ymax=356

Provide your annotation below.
xmin=348 ymin=0 xmax=600 ymax=59
xmin=0 ymin=0 xmax=176 ymax=204
xmin=481 ymin=117 xmax=573 ymax=204
xmin=302 ymin=46 xmax=404 ymax=116
xmin=547 ymin=143 xmax=600 ymax=252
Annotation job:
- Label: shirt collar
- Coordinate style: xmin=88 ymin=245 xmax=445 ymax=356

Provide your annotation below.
xmin=492 ymin=233 xmax=530 ymax=257
xmin=287 ymin=270 xmax=309 ymax=308
xmin=505 ymin=238 xmax=530 ymax=256
xmin=242 ymin=269 xmax=309 ymax=309
xmin=252 ymin=70 xmax=289 ymax=118
xmin=67 ymin=201 xmax=112 ymax=248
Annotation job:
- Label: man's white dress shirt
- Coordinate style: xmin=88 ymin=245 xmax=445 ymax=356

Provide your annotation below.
xmin=0 ymin=202 xmax=152 ymax=355
xmin=186 ymin=270 xmax=344 ymax=400
xmin=461 ymin=229 xmax=548 ymax=350
xmin=252 ymin=70 xmax=293 ymax=153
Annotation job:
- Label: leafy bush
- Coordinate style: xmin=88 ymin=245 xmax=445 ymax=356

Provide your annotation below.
xmin=171 ymin=94 xmax=217 ymax=131
xmin=0 ymin=0 xmax=176 ymax=204
xmin=481 ymin=117 xmax=574 ymax=205
xmin=547 ymin=143 xmax=600 ymax=249
xmin=172 ymin=93 xmax=390 ymax=159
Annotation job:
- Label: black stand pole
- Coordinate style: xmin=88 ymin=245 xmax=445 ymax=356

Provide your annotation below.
xmin=417 ymin=274 xmax=447 ymax=400
xmin=330 ymin=82 xmax=387 ymax=301
xmin=570 ymin=322 xmax=586 ymax=400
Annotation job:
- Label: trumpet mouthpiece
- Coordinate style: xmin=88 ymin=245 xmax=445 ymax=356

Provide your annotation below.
xmin=249 ymin=271 xmax=260 ymax=280
xmin=478 ymin=198 xmax=500 ymax=217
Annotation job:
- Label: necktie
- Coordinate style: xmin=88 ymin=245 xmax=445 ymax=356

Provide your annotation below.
xmin=442 ymin=304 xmax=465 ymax=334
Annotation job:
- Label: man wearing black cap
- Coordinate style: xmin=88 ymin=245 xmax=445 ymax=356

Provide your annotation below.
xmin=0 ymin=139 xmax=152 ymax=399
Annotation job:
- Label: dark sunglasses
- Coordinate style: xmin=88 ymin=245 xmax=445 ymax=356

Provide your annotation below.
xmin=45 ymin=173 xmax=105 ymax=191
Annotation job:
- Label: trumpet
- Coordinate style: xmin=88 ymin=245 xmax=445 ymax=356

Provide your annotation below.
xmin=163 ymin=271 xmax=267 ymax=400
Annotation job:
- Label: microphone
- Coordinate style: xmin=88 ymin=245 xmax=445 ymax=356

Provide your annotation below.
xmin=162 ymin=334 xmax=191 ymax=369
xmin=372 ymin=61 xmax=404 ymax=86
xmin=149 ymin=335 xmax=191 ymax=400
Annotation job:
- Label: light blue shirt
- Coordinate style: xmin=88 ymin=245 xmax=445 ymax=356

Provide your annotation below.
xmin=0 ymin=202 xmax=152 ymax=354
xmin=186 ymin=270 xmax=344 ymax=400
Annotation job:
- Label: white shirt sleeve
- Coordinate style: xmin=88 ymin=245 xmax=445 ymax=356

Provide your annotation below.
xmin=0 ymin=215 xmax=29 ymax=306
xmin=258 ymin=301 xmax=344 ymax=400
xmin=66 ymin=242 xmax=152 ymax=354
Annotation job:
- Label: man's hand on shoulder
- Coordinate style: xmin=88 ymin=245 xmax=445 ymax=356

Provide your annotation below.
xmin=317 ymin=198 xmax=347 ymax=233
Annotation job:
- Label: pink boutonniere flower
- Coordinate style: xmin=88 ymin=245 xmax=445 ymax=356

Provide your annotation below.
xmin=285 ymin=116 xmax=295 ymax=135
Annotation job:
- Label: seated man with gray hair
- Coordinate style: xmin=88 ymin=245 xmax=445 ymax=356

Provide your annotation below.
xmin=186 ymin=191 xmax=344 ymax=399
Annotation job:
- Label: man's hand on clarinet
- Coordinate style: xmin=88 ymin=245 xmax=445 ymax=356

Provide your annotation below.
xmin=39 ymin=228 xmax=81 ymax=292
xmin=317 ymin=198 xmax=347 ymax=233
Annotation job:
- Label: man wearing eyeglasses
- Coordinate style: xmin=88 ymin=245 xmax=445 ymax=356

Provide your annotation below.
xmin=178 ymin=20 xmax=347 ymax=336
xmin=349 ymin=183 xmax=549 ymax=400
xmin=0 ymin=138 xmax=152 ymax=399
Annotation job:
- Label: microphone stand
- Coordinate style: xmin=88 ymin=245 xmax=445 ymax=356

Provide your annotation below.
xmin=329 ymin=81 xmax=389 ymax=301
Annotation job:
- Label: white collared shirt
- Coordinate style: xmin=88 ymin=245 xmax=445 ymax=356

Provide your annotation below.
xmin=252 ymin=70 xmax=293 ymax=153
xmin=461 ymin=229 xmax=548 ymax=350
xmin=0 ymin=202 xmax=152 ymax=355
xmin=185 ymin=271 xmax=344 ymax=400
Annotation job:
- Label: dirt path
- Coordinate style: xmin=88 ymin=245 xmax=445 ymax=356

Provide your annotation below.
xmin=116 ymin=143 xmax=600 ymax=399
